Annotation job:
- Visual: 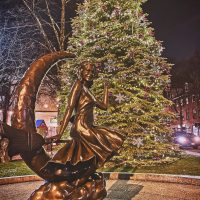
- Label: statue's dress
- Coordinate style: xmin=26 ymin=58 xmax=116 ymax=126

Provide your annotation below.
xmin=43 ymin=80 xmax=126 ymax=171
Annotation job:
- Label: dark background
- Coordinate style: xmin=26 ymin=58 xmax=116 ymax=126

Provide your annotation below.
xmin=144 ymin=0 xmax=200 ymax=61
xmin=1 ymin=0 xmax=200 ymax=62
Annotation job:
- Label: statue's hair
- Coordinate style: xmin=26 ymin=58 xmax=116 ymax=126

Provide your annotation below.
xmin=77 ymin=61 xmax=97 ymax=81
xmin=80 ymin=61 xmax=96 ymax=74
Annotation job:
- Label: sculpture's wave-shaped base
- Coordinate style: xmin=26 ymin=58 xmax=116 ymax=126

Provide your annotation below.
xmin=29 ymin=172 xmax=107 ymax=200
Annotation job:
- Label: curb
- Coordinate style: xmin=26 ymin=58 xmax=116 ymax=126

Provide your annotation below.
xmin=0 ymin=175 xmax=42 ymax=185
xmin=103 ymin=172 xmax=200 ymax=186
xmin=0 ymin=173 xmax=200 ymax=186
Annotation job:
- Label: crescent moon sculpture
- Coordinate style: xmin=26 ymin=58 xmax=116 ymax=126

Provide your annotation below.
xmin=12 ymin=51 xmax=75 ymax=179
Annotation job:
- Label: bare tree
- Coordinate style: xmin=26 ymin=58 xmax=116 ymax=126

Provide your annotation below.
xmin=22 ymin=0 xmax=73 ymax=98
xmin=0 ymin=5 xmax=45 ymax=122
xmin=0 ymin=0 xmax=80 ymax=122
xmin=22 ymin=0 xmax=71 ymax=52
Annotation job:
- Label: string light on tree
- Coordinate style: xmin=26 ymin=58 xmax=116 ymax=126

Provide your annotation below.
xmin=104 ymin=63 xmax=116 ymax=72
xmin=65 ymin=0 xmax=179 ymax=167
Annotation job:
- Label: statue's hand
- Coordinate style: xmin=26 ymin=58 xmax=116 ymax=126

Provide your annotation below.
xmin=53 ymin=134 xmax=62 ymax=140
xmin=46 ymin=134 xmax=61 ymax=143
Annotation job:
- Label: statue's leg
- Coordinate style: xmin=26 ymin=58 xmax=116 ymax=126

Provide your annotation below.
xmin=39 ymin=157 xmax=97 ymax=184
xmin=73 ymin=166 xmax=96 ymax=187
xmin=70 ymin=157 xmax=97 ymax=187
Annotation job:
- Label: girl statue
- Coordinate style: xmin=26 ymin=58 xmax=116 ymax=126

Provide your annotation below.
xmin=0 ymin=58 xmax=127 ymax=199
xmin=41 ymin=61 xmax=127 ymax=186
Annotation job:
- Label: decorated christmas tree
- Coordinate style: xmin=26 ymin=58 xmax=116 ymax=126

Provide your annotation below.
xmin=60 ymin=0 xmax=180 ymax=167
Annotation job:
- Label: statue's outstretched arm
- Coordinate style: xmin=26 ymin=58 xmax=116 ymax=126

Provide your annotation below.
xmin=95 ymin=83 xmax=109 ymax=111
xmin=58 ymin=80 xmax=82 ymax=137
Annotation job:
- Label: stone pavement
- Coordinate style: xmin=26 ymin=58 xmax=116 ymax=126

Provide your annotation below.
xmin=0 ymin=179 xmax=200 ymax=200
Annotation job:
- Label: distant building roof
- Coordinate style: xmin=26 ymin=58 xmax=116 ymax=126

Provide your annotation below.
xmin=36 ymin=119 xmax=47 ymax=128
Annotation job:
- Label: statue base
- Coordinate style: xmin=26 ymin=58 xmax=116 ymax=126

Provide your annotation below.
xmin=29 ymin=172 xmax=107 ymax=200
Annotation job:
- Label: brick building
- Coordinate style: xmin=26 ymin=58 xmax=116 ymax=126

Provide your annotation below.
xmin=167 ymin=83 xmax=200 ymax=135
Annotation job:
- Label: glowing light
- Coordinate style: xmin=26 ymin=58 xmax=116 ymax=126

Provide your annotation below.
xmin=193 ymin=136 xmax=200 ymax=143
xmin=177 ymin=136 xmax=187 ymax=144
xmin=44 ymin=104 xmax=48 ymax=108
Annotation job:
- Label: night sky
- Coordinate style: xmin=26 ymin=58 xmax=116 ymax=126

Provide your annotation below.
xmin=143 ymin=0 xmax=200 ymax=61
xmin=1 ymin=0 xmax=200 ymax=62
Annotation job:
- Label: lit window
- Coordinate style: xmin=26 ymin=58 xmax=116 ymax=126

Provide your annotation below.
xmin=50 ymin=117 xmax=57 ymax=124
xmin=186 ymin=109 xmax=190 ymax=120
xmin=186 ymin=97 xmax=189 ymax=104
xmin=44 ymin=104 xmax=48 ymax=108
xmin=175 ymin=100 xmax=179 ymax=107
xmin=193 ymin=108 xmax=197 ymax=119
xmin=192 ymin=95 xmax=196 ymax=102
xmin=180 ymin=99 xmax=183 ymax=106
xmin=185 ymin=82 xmax=189 ymax=92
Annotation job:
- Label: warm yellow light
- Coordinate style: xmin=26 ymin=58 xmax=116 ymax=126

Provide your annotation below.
xmin=44 ymin=104 xmax=48 ymax=108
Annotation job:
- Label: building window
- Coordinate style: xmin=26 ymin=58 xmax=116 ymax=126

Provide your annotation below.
xmin=175 ymin=100 xmax=179 ymax=107
xmin=186 ymin=109 xmax=190 ymax=120
xmin=186 ymin=97 xmax=189 ymax=104
xmin=193 ymin=108 xmax=198 ymax=119
xmin=50 ymin=117 xmax=58 ymax=124
xmin=185 ymin=82 xmax=189 ymax=92
xmin=180 ymin=98 xmax=183 ymax=106
xmin=192 ymin=95 xmax=196 ymax=103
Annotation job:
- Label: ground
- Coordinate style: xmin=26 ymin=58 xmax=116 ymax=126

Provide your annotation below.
xmin=0 ymin=149 xmax=199 ymax=199
xmin=0 ymin=180 xmax=199 ymax=200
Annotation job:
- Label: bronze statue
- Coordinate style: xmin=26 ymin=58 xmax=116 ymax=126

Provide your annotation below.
xmin=0 ymin=52 xmax=127 ymax=199
xmin=0 ymin=137 xmax=10 ymax=163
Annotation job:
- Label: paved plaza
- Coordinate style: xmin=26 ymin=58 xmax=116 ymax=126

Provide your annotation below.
xmin=0 ymin=179 xmax=200 ymax=200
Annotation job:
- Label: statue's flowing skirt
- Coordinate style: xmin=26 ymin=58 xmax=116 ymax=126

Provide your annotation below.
xmin=47 ymin=125 xmax=127 ymax=169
